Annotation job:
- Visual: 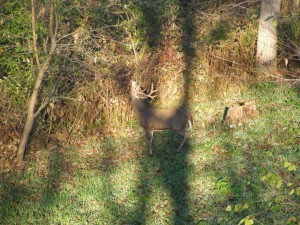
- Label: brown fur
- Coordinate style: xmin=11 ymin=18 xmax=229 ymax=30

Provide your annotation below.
xmin=131 ymin=81 xmax=192 ymax=155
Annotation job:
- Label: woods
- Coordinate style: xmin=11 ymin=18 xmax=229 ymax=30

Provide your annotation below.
xmin=1 ymin=0 xmax=300 ymax=224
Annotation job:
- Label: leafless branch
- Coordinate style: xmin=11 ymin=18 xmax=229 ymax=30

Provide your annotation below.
xmin=31 ymin=0 xmax=41 ymax=70
xmin=211 ymin=54 xmax=300 ymax=84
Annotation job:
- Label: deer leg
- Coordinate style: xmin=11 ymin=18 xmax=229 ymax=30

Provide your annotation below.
xmin=145 ymin=129 xmax=154 ymax=155
xmin=177 ymin=131 xmax=189 ymax=152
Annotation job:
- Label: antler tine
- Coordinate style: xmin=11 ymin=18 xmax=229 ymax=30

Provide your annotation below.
xmin=146 ymin=82 xmax=157 ymax=99
xmin=137 ymin=82 xmax=157 ymax=100
xmin=149 ymin=82 xmax=157 ymax=98
xmin=135 ymin=83 xmax=147 ymax=99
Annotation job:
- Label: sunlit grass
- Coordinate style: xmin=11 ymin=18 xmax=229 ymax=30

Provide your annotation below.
xmin=1 ymin=83 xmax=299 ymax=224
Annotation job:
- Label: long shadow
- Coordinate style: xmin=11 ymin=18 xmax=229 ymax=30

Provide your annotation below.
xmin=40 ymin=147 xmax=65 ymax=209
xmin=132 ymin=1 xmax=164 ymax=49
xmin=94 ymin=0 xmax=197 ymax=223
xmin=152 ymin=0 xmax=196 ymax=223
xmin=0 ymin=173 xmax=31 ymax=224
xmin=0 ymin=147 xmax=67 ymax=224
xmin=129 ymin=0 xmax=196 ymax=224
xmin=161 ymin=0 xmax=196 ymax=223
xmin=155 ymin=138 xmax=193 ymax=224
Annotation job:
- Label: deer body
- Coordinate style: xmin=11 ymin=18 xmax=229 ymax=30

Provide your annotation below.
xmin=131 ymin=81 xmax=192 ymax=155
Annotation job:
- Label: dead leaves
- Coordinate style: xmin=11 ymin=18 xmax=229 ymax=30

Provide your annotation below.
xmin=0 ymin=159 xmax=11 ymax=172
xmin=212 ymin=146 xmax=227 ymax=155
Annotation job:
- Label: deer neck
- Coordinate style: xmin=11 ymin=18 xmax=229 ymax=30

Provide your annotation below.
xmin=132 ymin=97 xmax=152 ymax=115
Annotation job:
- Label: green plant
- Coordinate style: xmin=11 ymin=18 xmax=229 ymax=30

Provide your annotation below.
xmin=0 ymin=0 xmax=33 ymax=105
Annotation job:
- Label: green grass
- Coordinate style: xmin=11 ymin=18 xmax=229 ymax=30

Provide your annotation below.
xmin=1 ymin=83 xmax=300 ymax=225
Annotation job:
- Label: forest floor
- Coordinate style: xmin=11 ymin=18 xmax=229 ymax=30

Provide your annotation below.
xmin=1 ymin=83 xmax=300 ymax=224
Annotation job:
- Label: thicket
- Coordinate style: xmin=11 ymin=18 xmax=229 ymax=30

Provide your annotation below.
xmin=0 ymin=0 xmax=299 ymax=163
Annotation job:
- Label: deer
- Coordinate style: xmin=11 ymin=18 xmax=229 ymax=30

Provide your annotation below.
xmin=131 ymin=81 xmax=193 ymax=155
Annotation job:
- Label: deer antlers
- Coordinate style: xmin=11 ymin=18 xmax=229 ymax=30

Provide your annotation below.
xmin=136 ymin=82 xmax=157 ymax=100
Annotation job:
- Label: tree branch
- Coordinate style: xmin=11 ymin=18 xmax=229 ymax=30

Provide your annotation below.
xmin=31 ymin=0 xmax=41 ymax=70
xmin=34 ymin=96 xmax=82 ymax=119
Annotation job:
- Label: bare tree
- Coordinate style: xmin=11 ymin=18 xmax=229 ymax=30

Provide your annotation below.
xmin=16 ymin=0 xmax=57 ymax=164
xmin=256 ymin=0 xmax=282 ymax=72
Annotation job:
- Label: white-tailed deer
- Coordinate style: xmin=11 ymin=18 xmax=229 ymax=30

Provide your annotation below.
xmin=131 ymin=81 xmax=192 ymax=155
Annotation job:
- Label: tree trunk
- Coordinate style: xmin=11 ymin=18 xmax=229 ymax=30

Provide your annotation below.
xmin=16 ymin=57 xmax=54 ymax=163
xmin=16 ymin=0 xmax=56 ymax=164
xmin=256 ymin=0 xmax=281 ymax=72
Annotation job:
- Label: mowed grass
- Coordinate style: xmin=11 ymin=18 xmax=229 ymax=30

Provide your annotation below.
xmin=1 ymin=83 xmax=299 ymax=225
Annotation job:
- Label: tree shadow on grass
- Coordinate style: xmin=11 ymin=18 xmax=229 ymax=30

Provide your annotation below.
xmin=40 ymin=148 xmax=66 ymax=209
xmin=206 ymin=127 xmax=270 ymax=223
xmin=127 ymin=0 xmax=197 ymax=223
xmin=155 ymin=134 xmax=193 ymax=224
xmin=0 ymin=173 xmax=30 ymax=224
xmin=92 ymin=0 xmax=198 ymax=223
xmin=0 ymin=147 xmax=69 ymax=224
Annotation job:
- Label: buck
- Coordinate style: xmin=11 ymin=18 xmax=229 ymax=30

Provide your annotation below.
xmin=131 ymin=81 xmax=192 ymax=155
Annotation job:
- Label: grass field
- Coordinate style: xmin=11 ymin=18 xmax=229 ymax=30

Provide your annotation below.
xmin=1 ymin=83 xmax=299 ymax=225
